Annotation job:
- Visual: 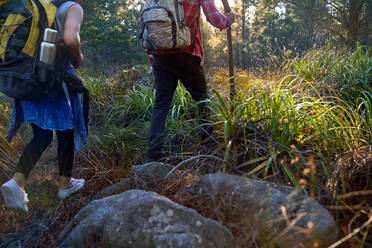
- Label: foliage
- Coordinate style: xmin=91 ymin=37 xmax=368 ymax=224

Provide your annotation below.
xmin=78 ymin=0 xmax=370 ymax=71
xmin=340 ymin=46 xmax=372 ymax=100
xmin=82 ymin=66 xmax=201 ymax=167
xmin=286 ymin=44 xmax=372 ymax=102
xmin=285 ymin=43 xmax=344 ymax=91
xmin=315 ymin=0 xmax=371 ymax=48
xmin=211 ymin=73 xmax=370 ymax=161
xmin=81 ymin=0 xmax=146 ymax=69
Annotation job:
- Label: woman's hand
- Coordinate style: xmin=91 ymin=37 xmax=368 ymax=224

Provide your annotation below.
xmin=73 ymin=53 xmax=84 ymax=69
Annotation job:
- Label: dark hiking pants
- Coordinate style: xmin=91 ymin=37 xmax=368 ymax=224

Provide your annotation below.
xmin=148 ymin=53 xmax=208 ymax=160
xmin=15 ymin=124 xmax=75 ymax=178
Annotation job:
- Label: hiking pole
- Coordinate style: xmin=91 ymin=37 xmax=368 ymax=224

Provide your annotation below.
xmin=221 ymin=0 xmax=235 ymax=102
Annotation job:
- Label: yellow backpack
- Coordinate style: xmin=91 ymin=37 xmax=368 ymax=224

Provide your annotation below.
xmin=0 ymin=0 xmax=58 ymax=100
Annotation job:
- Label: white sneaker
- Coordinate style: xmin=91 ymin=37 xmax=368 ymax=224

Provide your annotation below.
xmin=1 ymin=179 xmax=29 ymax=212
xmin=58 ymin=178 xmax=85 ymax=200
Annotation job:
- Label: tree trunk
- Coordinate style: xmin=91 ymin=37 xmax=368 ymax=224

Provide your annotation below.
xmin=360 ymin=0 xmax=372 ymax=46
xmin=305 ymin=0 xmax=316 ymax=49
xmin=241 ymin=0 xmax=247 ymax=69
xmin=345 ymin=0 xmax=364 ymax=48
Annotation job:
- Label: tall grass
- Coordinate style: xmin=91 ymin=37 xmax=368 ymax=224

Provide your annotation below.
xmin=81 ymin=46 xmax=371 ymax=186
xmin=340 ymin=46 xmax=372 ymax=100
xmin=212 ymin=79 xmax=369 ymax=155
xmin=83 ymin=68 xmax=151 ymax=166
xmin=83 ymin=68 xmax=202 ymax=166
xmin=358 ymin=91 xmax=372 ymax=141
xmin=284 ymin=43 xmax=344 ymax=93
xmin=287 ymin=44 xmax=371 ymax=149
xmin=287 ymin=44 xmax=371 ymax=101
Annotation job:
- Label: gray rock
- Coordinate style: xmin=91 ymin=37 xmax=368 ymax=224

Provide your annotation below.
xmin=93 ymin=178 xmax=130 ymax=200
xmin=132 ymin=162 xmax=174 ymax=180
xmin=93 ymin=162 xmax=174 ymax=200
xmin=186 ymin=173 xmax=338 ymax=248
xmin=58 ymin=189 xmax=232 ymax=248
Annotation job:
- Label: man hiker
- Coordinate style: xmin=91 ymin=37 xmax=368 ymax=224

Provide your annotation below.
xmin=147 ymin=0 xmax=235 ymax=161
xmin=1 ymin=0 xmax=86 ymax=212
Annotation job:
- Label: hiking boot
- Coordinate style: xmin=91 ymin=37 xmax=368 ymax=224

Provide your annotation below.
xmin=1 ymin=179 xmax=29 ymax=212
xmin=58 ymin=178 xmax=85 ymax=200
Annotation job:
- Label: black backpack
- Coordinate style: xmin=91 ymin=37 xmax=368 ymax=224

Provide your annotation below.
xmin=0 ymin=0 xmax=75 ymax=100
xmin=0 ymin=0 xmax=89 ymax=131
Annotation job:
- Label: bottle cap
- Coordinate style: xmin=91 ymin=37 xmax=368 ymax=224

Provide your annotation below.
xmin=43 ymin=28 xmax=58 ymax=43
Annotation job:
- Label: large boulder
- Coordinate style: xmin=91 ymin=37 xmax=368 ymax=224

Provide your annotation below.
xmin=58 ymin=189 xmax=233 ymax=248
xmin=186 ymin=173 xmax=337 ymax=248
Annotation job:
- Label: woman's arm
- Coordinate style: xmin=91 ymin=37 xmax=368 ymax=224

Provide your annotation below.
xmin=63 ymin=4 xmax=84 ymax=68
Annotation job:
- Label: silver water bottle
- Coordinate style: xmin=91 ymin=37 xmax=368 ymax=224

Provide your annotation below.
xmin=39 ymin=28 xmax=58 ymax=82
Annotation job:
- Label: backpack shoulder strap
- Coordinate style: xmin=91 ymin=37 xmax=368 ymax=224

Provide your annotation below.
xmin=0 ymin=0 xmax=32 ymax=61
xmin=22 ymin=0 xmax=57 ymax=59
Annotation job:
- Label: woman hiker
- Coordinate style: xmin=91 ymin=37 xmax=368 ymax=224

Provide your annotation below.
xmin=1 ymin=0 xmax=86 ymax=212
